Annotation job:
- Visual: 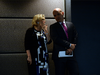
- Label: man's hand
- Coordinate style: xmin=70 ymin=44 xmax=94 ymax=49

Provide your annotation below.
xmin=66 ymin=44 xmax=76 ymax=55
xmin=66 ymin=49 xmax=73 ymax=55
xmin=70 ymin=44 xmax=76 ymax=50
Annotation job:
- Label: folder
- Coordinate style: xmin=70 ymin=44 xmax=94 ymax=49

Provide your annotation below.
xmin=58 ymin=51 xmax=73 ymax=58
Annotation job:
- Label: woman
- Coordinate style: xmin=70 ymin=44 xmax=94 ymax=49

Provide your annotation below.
xmin=24 ymin=14 xmax=51 ymax=75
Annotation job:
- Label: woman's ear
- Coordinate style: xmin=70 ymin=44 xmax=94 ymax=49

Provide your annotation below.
xmin=37 ymin=22 xmax=39 ymax=24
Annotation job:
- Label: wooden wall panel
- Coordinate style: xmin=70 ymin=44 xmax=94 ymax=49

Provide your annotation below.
xmin=0 ymin=0 xmax=64 ymax=17
xmin=0 ymin=19 xmax=56 ymax=52
xmin=0 ymin=53 xmax=29 ymax=75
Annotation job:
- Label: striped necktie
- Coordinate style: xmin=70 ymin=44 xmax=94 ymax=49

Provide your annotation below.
xmin=62 ymin=22 xmax=69 ymax=40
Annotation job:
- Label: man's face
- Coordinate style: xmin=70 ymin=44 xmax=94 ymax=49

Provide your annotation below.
xmin=53 ymin=10 xmax=63 ymax=22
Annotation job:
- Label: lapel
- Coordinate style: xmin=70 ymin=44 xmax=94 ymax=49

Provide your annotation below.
xmin=56 ymin=22 xmax=68 ymax=40
xmin=65 ymin=21 xmax=69 ymax=33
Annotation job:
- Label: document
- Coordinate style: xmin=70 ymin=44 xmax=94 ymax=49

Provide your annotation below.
xmin=58 ymin=51 xmax=73 ymax=58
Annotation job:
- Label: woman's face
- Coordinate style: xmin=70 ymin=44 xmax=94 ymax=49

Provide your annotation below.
xmin=39 ymin=19 xmax=46 ymax=27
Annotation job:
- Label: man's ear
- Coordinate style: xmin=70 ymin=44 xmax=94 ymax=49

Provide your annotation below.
xmin=62 ymin=12 xmax=64 ymax=15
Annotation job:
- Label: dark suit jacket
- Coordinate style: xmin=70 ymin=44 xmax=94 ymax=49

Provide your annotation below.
xmin=50 ymin=21 xmax=78 ymax=60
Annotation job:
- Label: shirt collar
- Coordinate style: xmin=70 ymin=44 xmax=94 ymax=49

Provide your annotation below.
xmin=59 ymin=21 xmax=65 ymax=25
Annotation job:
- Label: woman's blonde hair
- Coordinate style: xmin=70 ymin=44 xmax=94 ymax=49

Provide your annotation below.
xmin=32 ymin=14 xmax=45 ymax=27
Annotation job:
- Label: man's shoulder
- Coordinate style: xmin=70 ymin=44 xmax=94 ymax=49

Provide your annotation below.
xmin=65 ymin=21 xmax=75 ymax=27
xmin=50 ymin=22 xmax=59 ymax=27
xmin=65 ymin=21 xmax=73 ymax=24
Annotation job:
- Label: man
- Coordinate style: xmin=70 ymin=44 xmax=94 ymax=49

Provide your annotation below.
xmin=50 ymin=8 xmax=79 ymax=75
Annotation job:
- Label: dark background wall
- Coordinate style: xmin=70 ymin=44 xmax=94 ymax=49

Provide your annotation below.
xmin=71 ymin=1 xmax=100 ymax=75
